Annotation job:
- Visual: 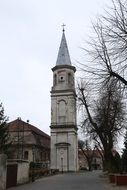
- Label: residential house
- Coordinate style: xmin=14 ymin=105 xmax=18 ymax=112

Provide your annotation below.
xmin=7 ymin=118 xmax=50 ymax=163
xmin=78 ymin=149 xmax=103 ymax=170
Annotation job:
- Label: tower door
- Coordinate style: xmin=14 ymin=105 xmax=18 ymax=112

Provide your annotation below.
xmin=57 ymin=147 xmax=68 ymax=172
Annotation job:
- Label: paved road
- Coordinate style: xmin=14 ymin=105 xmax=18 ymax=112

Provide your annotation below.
xmin=9 ymin=171 xmax=126 ymax=190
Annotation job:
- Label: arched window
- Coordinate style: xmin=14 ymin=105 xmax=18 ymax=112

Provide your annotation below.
xmin=54 ymin=74 xmax=57 ymax=85
xmin=68 ymin=73 xmax=71 ymax=84
xmin=58 ymin=100 xmax=66 ymax=123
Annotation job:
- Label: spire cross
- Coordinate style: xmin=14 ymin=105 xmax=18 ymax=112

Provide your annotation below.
xmin=62 ymin=24 xmax=66 ymax=32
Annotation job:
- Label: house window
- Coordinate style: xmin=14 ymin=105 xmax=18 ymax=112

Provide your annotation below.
xmin=24 ymin=151 xmax=29 ymax=160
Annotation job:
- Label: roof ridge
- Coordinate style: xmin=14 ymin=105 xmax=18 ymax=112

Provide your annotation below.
xmin=8 ymin=119 xmax=50 ymax=138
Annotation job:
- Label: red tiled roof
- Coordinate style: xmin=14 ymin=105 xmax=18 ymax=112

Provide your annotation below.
xmin=8 ymin=119 xmax=50 ymax=139
xmin=78 ymin=149 xmax=103 ymax=158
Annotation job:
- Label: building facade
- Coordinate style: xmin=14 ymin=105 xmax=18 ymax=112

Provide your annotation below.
xmin=7 ymin=118 xmax=50 ymax=163
xmin=50 ymin=29 xmax=78 ymax=172
xmin=78 ymin=149 xmax=103 ymax=170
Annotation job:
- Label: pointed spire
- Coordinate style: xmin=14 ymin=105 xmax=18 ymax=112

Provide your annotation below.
xmin=56 ymin=27 xmax=71 ymax=66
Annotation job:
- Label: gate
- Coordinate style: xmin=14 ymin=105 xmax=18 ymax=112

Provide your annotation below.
xmin=6 ymin=164 xmax=17 ymax=188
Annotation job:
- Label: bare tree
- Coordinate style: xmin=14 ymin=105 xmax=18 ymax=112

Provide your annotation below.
xmin=77 ymin=0 xmax=127 ymax=172
xmin=78 ymin=79 xmax=125 ymax=171
xmin=78 ymin=139 xmax=94 ymax=171
xmin=80 ymin=0 xmax=127 ymax=89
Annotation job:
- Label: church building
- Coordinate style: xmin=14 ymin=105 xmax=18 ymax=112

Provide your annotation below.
xmin=50 ymin=27 xmax=78 ymax=172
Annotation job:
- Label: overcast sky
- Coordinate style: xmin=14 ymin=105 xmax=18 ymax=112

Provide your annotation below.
xmin=0 ymin=0 xmax=111 ymax=135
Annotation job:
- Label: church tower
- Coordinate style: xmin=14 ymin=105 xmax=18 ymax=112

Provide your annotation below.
xmin=50 ymin=28 xmax=78 ymax=172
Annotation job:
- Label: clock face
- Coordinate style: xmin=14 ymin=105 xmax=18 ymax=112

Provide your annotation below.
xmin=59 ymin=75 xmax=65 ymax=81
xmin=58 ymin=70 xmax=65 ymax=82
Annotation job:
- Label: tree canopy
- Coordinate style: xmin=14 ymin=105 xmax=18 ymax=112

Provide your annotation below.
xmin=122 ymin=130 xmax=127 ymax=172
xmin=0 ymin=103 xmax=10 ymax=154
